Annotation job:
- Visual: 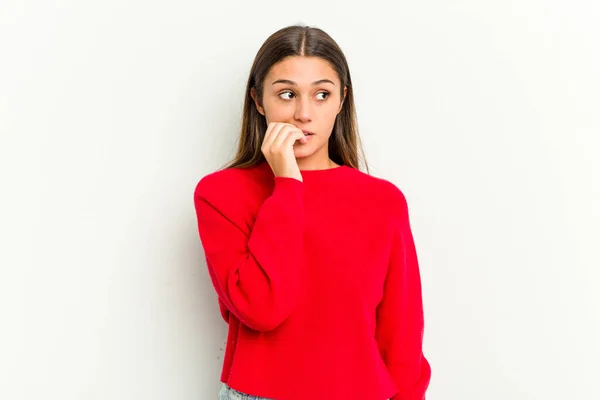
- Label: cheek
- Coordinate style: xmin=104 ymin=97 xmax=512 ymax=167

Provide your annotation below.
xmin=320 ymin=101 xmax=342 ymax=117
xmin=262 ymin=98 xmax=289 ymax=118
xmin=263 ymin=98 xmax=340 ymax=122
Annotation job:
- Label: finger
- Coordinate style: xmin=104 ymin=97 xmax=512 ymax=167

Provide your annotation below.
xmin=263 ymin=122 xmax=287 ymax=150
xmin=272 ymin=124 xmax=299 ymax=149
xmin=282 ymin=129 xmax=306 ymax=148
xmin=261 ymin=122 xmax=278 ymax=149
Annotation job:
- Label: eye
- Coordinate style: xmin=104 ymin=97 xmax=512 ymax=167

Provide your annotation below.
xmin=278 ymin=91 xmax=295 ymax=100
xmin=277 ymin=91 xmax=331 ymax=101
xmin=316 ymin=91 xmax=330 ymax=100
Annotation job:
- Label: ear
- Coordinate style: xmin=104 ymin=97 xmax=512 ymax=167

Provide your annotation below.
xmin=250 ymin=88 xmax=265 ymax=116
xmin=338 ymin=86 xmax=348 ymax=114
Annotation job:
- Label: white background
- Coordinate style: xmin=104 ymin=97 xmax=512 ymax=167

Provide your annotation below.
xmin=1 ymin=1 xmax=598 ymax=399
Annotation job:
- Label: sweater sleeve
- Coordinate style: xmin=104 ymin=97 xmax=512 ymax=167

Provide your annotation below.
xmin=194 ymin=175 xmax=305 ymax=332
xmin=375 ymin=189 xmax=431 ymax=400
xmin=217 ymin=297 xmax=230 ymax=323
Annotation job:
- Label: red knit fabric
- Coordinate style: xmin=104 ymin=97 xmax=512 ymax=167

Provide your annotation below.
xmin=193 ymin=161 xmax=431 ymax=400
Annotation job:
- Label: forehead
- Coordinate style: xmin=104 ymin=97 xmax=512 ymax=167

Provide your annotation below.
xmin=267 ymin=56 xmax=339 ymax=85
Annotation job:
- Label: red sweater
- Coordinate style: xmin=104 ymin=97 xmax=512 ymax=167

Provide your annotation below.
xmin=193 ymin=161 xmax=431 ymax=400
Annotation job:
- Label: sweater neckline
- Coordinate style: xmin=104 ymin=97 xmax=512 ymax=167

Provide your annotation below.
xmin=300 ymin=164 xmax=347 ymax=173
xmin=256 ymin=161 xmax=350 ymax=180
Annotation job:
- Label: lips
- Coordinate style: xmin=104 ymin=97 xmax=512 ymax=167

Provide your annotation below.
xmin=302 ymin=130 xmax=315 ymax=136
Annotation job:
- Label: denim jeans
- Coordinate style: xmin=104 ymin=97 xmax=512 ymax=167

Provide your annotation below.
xmin=218 ymin=383 xmax=272 ymax=400
xmin=218 ymin=382 xmax=391 ymax=399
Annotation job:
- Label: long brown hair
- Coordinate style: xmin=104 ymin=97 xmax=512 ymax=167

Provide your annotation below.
xmin=220 ymin=24 xmax=370 ymax=174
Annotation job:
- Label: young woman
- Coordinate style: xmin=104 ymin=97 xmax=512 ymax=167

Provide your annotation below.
xmin=194 ymin=24 xmax=431 ymax=400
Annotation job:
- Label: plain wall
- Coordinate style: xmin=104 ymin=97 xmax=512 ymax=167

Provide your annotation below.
xmin=1 ymin=1 xmax=598 ymax=399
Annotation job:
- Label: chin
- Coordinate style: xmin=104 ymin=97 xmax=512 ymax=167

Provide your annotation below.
xmin=293 ymin=151 xmax=312 ymax=159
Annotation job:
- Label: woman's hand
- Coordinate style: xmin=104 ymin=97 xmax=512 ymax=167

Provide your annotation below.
xmin=261 ymin=122 xmax=308 ymax=182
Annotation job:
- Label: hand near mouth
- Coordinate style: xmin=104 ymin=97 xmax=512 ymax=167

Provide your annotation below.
xmin=261 ymin=122 xmax=307 ymax=182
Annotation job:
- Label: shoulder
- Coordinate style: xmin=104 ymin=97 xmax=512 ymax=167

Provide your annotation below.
xmin=347 ymin=168 xmax=411 ymax=228
xmin=351 ymin=168 xmax=409 ymax=207
xmin=195 ymin=163 xmax=265 ymax=202
xmin=195 ymin=166 xmax=242 ymax=196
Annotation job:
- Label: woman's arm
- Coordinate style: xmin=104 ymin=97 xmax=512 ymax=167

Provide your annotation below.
xmin=375 ymin=188 xmax=431 ymax=400
xmin=217 ymin=297 xmax=230 ymax=323
xmin=194 ymin=174 xmax=305 ymax=332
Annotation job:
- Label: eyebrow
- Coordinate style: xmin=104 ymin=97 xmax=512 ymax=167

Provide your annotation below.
xmin=271 ymin=79 xmax=336 ymax=86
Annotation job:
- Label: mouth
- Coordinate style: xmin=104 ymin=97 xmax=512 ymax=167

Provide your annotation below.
xmin=302 ymin=130 xmax=315 ymax=136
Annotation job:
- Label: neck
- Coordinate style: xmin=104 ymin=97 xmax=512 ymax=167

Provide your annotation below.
xmin=296 ymin=158 xmax=338 ymax=171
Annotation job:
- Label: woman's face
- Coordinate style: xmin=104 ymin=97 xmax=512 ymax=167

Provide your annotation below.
xmin=251 ymin=56 xmax=347 ymax=160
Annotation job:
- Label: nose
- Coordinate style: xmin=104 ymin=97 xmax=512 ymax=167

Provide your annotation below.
xmin=294 ymin=96 xmax=312 ymax=123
